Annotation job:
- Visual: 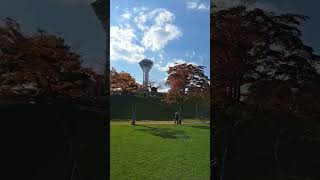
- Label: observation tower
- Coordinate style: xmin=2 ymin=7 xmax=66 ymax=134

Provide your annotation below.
xmin=139 ymin=59 xmax=153 ymax=88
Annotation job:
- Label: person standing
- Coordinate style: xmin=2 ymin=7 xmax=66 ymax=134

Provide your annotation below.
xmin=174 ymin=111 xmax=179 ymax=124
xmin=178 ymin=110 xmax=182 ymax=124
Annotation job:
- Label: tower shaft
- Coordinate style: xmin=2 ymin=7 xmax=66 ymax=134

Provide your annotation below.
xmin=143 ymin=70 xmax=150 ymax=87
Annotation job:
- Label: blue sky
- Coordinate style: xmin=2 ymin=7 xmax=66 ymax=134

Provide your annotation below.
xmin=1 ymin=0 xmax=319 ymax=82
xmin=110 ymin=0 xmax=210 ymax=90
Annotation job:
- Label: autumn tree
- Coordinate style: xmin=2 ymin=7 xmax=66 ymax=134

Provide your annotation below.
xmin=212 ymin=6 xmax=318 ymax=103
xmin=110 ymin=67 xmax=140 ymax=95
xmin=211 ymin=5 xmax=320 ymax=179
xmin=0 ymin=18 xmax=102 ymax=103
xmin=165 ymin=63 xmax=210 ymax=122
xmin=212 ymin=6 xmax=320 ymax=125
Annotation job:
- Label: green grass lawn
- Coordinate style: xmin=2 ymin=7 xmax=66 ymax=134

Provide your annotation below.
xmin=110 ymin=122 xmax=210 ymax=180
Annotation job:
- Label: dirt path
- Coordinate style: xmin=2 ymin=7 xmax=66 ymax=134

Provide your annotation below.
xmin=111 ymin=120 xmax=210 ymax=125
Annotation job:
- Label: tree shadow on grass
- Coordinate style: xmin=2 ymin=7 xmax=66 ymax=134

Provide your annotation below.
xmin=135 ymin=125 xmax=190 ymax=139
xmin=184 ymin=125 xmax=210 ymax=130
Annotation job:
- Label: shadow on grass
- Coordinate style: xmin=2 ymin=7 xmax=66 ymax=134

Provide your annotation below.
xmin=184 ymin=125 xmax=210 ymax=130
xmin=135 ymin=125 xmax=190 ymax=139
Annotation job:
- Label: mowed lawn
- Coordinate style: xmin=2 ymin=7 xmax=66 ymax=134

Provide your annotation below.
xmin=110 ymin=122 xmax=210 ymax=180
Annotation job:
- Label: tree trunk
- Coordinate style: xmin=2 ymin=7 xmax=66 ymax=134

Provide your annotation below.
xmin=131 ymin=104 xmax=136 ymax=125
xmin=195 ymin=103 xmax=198 ymax=118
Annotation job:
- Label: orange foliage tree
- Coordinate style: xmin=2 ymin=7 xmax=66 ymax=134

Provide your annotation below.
xmin=110 ymin=67 xmax=140 ymax=95
xmin=165 ymin=63 xmax=210 ymax=113
xmin=0 ymin=18 xmax=102 ymax=103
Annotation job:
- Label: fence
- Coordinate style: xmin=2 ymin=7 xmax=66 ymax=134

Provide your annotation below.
xmin=110 ymin=95 xmax=210 ymax=121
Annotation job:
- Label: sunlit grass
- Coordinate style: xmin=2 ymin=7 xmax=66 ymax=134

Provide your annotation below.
xmin=110 ymin=122 xmax=210 ymax=180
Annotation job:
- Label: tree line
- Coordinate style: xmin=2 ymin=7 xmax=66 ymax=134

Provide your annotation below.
xmin=110 ymin=63 xmax=210 ymax=115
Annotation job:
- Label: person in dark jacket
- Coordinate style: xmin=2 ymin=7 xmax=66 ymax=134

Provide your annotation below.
xmin=174 ymin=111 xmax=179 ymax=124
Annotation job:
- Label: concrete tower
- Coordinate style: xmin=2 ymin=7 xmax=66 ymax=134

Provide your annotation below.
xmin=139 ymin=59 xmax=153 ymax=88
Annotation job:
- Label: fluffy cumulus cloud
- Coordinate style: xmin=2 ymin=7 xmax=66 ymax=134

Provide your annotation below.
xmin=111 ymin=5 xmax=188 ymax=70
xmin=121 ymin=12 xmax=131 ymax=20
xmin=186 ymin=0 xmax=210 ymax=11
xmin=154 ymin=10 xmax=175 ymax=25
xmin=111 ymin=7 xmax=182 ymax=63
xmin=110 ymin=26 xmax=145 ymax=63
xmin=133 ymin=8 xmax=182 ymax=52
xmin=134 ymin=13 xmax=148 ymax=30
xmin=142 ymin=24 xmax=182 ymax=51
xmin=154 ymin=58 xmax=197 ymax=72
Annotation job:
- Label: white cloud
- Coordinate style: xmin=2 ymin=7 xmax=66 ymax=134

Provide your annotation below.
xmin=134 ymin=12 xmax=148 ymax=30
xmin=158 ymin=53 xmax=164 ymax=60
xmin=125 ymin=23 xmax=131 ymax=28
xmin=111 ymin=7 xmax=183 ymax=64
xmin=121 ymin=12 xmax=131 ymax=20
xmin=110 ymin=26 xmax=145 ymax=63
xmin=185 ymin=50 xmax=197 ymax=60
xmin=134 ymin=8 xmax=175 ymax=30
xmin=172 ymin=58 xmax=197 ymax=65
xmin=198 ymin=3 xmax=209 ymax=10
xmin=186 ymin=0 xmax=210 ymax=11
xmin=133 ymin=6 xmax=149 ymax=13
xmin=154 ymin=64 xmax=167 ymax=72
xmin=154 ymin=10 xmax=175 ymax=26
xmin=187 ymin=1 xmax=199 ymax=9
xmin=158 ymin=86 xmax=170 ymax=93
xmin=142 ymin=24 xmax=182 ymax=52
xmin=132 ymin=8 xmax=182 ymax=51
xmin=154 ymin=58 xmax=197 ymax=72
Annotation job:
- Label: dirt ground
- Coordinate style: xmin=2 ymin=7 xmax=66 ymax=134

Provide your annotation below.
xmin=111 ymin=120 xmax=210 ymax=125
